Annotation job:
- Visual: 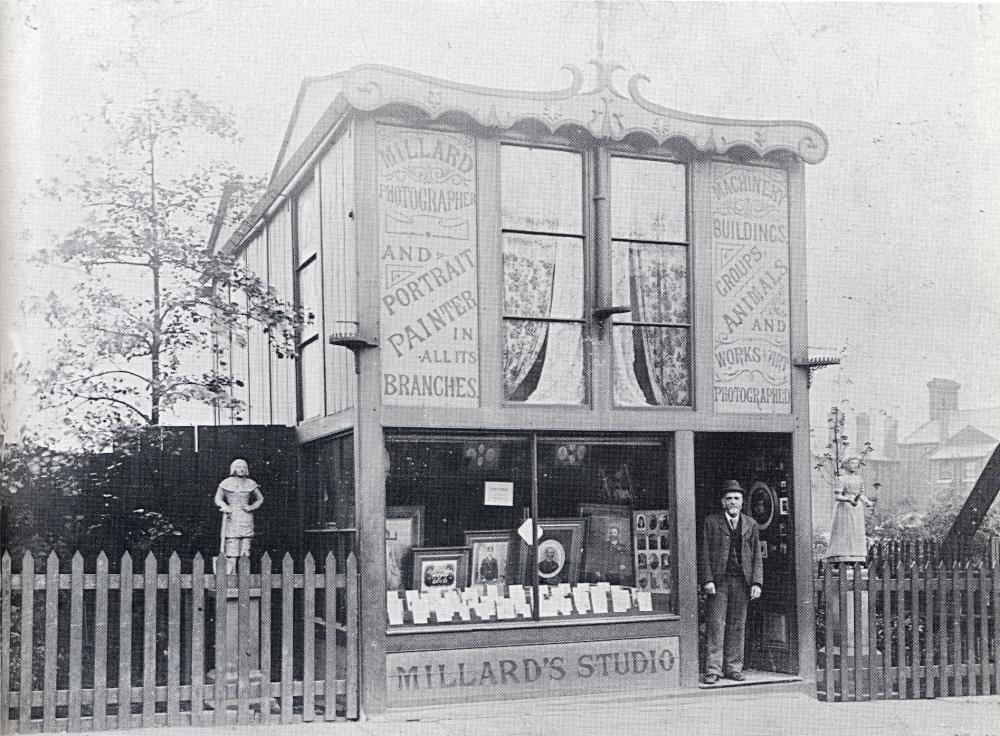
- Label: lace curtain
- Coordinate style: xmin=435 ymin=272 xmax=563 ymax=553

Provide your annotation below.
xmin=612 ymin=242 xmax=690 ymax=406
xmin=503 ymin=235 xmax=584 ymax=403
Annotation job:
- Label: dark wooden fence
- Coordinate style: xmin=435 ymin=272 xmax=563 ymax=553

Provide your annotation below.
xmin=816 ymin=542 xmax=999 ymax=702
xmin=1 ymin=549 xmax=359 ymax=733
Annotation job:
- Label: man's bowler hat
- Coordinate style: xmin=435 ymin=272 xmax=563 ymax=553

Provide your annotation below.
xmin=723 ymin=479 xmax=745 ymax=494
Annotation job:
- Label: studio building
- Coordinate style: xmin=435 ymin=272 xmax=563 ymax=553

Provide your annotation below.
xmin=212 ymin=62 xmax=828 ymax=713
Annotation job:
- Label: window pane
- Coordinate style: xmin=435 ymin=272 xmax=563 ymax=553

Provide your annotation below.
xmin=536 ymin=441 xmax=675 ymax=615
xmin=610 ymin=157 xmax=686 ymax=242
xmin=296 ymin=178 xmax=319 ymax=261
xmin=611 ymin=241 xmax=689 ymax=325
xmin=300 ymin=338 xmax=324 ymax=419
xmin=612 ymin=326 xmax=691 ymax=407
xmin=503 ymin=234 xmax=584 ymax=320
xmin=503 ymin=321 xmax=584 ymax=404
xmin=385 ymin=437 xmax=532 ymax=627
xmin=501 ymin=146 xmax=583 ymax=235
xmin=297 ymin=257 xmax=321 ymax=338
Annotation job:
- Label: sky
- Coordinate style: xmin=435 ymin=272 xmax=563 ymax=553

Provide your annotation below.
xmin=2 ymin=0 xmax=998 ymax=449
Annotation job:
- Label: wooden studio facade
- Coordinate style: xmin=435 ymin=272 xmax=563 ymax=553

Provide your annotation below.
xmin=213 ymin=62 xmax=829 ymax=713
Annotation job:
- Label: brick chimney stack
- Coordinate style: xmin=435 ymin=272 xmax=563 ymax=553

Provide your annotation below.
xmin=856 ymin=412 xmax=871 ymax=453
xmin=884 ymin=416 xmax=898 ymax=460
xmin=927 ymin=378 xmax=960 ymax=422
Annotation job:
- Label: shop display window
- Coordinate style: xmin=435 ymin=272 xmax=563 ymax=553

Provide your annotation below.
xmin=385 ymin=434 xmax=676 ymax=629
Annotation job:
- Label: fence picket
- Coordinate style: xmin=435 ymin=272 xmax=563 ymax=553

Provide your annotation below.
xmin=837 ymin=563 xmax=849 ymax=700
xmin=938 ymin=561 xmax=949 ymax=697
xmin=94 ymin=552 xmax=109 ymax=729
xmin=894 ymin=559 xmax=905 ymax=700
xmin=43 ymin=551 xmax=59 ymax=732
xmin=68 ymin=552 xmax=84 ymax=731
xmin=167 ymin=553 xmax=181 ymax=725
xmin=18 ymin=553 xmax=34 ymax=734
xmin=260 ymin=552 xmax=274 ymax=725
xmin=1 ymin=553 xmax=10 ymax=733
xmin=975 ymin=562 xmax=986 ymax=695
xmin=881 ymin=558 xmax=893 ymax=699
xmin=852 ymin=562 xmax=863 ymax=701
xmin=142 ymin=553 xmax=157 ymax=727
xmin=346 ymin=552 xmax=359 ymax=720
xmin=118 ymin=552 xmax=134 ymax=729
xmin=236 ymin=556 xmax=250 ymax=725
xmin=949 ymin=562 xmax=959 ymax=696
xmin=964 ymin=563 xmax=974 ymax=695
xmin=191 ymin=553 xmax=205 ymax=726
xmin=993 ymin=556 xmax=1000 ymax=695
xmin=303 ymin=553 xmax=315 ymax=721
xmin=866 ymin=560 xmax=878 ymax=700
xmin=324 ymin=552 xmax=337 ymax=721
xmin=280 ymin=553 xmax=294 ymax=724
xmin=922 ymin=560 xmax=932 ymax=699
xmin=214 ymin=554 xmax=228 ymax=725
xmin=822 ymin=561 xmax=833 ymax=700
xmin=908 ymin=562 xmax=918 ymax=699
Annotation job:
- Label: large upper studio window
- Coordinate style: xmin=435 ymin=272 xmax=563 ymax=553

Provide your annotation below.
xmin=295 ymin=178 xmax=324 ymax=420
xmin=500 ymin=145 xmax=586 ymax=404
xmin=610 ymin=157 xmax=691 ymax=406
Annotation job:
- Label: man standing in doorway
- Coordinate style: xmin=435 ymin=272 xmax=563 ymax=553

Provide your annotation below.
xmin=700 ymin=480 xmax=763 ymax=684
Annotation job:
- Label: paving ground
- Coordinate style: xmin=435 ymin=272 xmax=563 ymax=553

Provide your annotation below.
xmin=83 ymin=688 xmax=1000 ymax=736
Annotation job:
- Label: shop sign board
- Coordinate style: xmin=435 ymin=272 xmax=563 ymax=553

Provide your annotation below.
xmin=711 ymin=163 xmax=792 ymax=414
xmin=377 ymin=125 xmax=480 ymax=407
xmin=386 ymin=636 xmax=679 ymax=706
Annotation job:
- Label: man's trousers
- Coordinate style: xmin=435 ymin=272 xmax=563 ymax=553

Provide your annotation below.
xmin=706 ymin=571 xmax=749 ymax=677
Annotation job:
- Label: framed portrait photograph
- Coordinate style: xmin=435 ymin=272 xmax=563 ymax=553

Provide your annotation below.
xmin=779 ymin=496 xmax=789 ymax=516
xmin=579 ymin=504 xmax=633 ymax=585
xmin=464 ymin=529 xmax=515 ymax=588
xmin=386 ymin=505 xmax=424 ymax=591
xmin=411 ymin=546 xmax=471 ymax=593
xmin=748 ymin=482 xmax=777 ymax=531
xmin=759 ymin=540 xmax=769 ymax=560
xmin=519 ymin=518 xmax=585 ymax=586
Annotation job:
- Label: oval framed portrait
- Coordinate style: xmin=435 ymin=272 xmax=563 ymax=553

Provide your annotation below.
xmin=537 ymin=539 xmax=566 ymax=579
xmin=748 ymin=481 xmax=777 ymax=531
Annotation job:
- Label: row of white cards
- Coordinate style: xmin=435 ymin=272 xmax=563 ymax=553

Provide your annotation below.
xmin=386 ymin=583 xmax=654 ymax=626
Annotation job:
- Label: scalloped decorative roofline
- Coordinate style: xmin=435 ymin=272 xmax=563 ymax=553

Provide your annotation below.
xmin=341 ymin=60 xmax=828 ymax=164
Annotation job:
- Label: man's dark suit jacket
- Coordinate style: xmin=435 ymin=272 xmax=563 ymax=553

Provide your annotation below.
xmin=699 ymin=512 xmax=764 ymax=588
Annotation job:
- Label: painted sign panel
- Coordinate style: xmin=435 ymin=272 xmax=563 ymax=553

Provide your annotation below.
xmin=377 ymin=125 xmax=479 ymax=406
xmin=711 ymin=164 xmax=792 ymax=414
xmin=387 ymin=636 xmax=680 ymax=707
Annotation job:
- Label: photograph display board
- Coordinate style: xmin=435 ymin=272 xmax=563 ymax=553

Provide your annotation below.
xmin=377 ymin=125 xmax=480 ymax=407
xmin=710 ymin=163 xmax=792 ymax=414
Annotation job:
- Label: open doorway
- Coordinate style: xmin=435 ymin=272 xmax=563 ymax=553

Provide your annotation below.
xmin=695 ymin=433 xmax=797 ymax=677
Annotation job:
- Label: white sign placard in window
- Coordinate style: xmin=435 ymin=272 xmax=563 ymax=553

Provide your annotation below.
xmin=377 ymin=125 xmax=480 ymax=407
xmin=483 ymin=480 xmax=514 ymax=507
xmin=711 ymin=164 xmax=792 ymax=414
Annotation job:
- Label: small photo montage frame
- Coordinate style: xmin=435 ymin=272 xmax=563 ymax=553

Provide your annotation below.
xmin=779 ymin=496 xmax=789 ymax=516
xmin=386 ymin=505 xmax=424 ymax=592
xmin=519 ymin=518 xmax=585 ymax=586
xmin=464 ymin=529 xmax=515 ymax=589
xmin=759 ymin=540 xmax=769 ymax=560
xmin=412 ymin=546 xmax=471 ymax=593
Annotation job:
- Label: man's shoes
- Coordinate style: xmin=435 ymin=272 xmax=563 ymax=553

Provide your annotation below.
xmin=726 ymin=671 xmax=747 ymax=681
xmin=703 ymin=674 xmax=719 ymax=684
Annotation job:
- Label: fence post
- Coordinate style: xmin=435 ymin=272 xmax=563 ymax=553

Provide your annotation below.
xmin=852 ymin=562 xmax=863 ymax=701
xmin=214 ymin=551 xmax=228 ymax=725
xmin=866 ymin=559 xmax=878 ymax=700
xmin=236 ymin=555 xmax=251 ymax=725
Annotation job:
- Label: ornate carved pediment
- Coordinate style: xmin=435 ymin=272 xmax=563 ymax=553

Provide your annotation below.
xmin=342 ymin=61 xmax=827 ymax=164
